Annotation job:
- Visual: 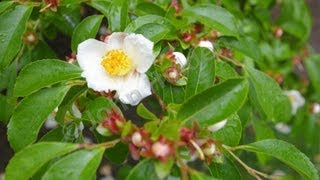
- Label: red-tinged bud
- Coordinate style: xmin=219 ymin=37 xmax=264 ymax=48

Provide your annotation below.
xmin=129 ymin=143 xmax=140 ymax=161
xmin=42 ymin=0 xmax=59 ymax=12
xmin=181 ymin=32 xmax=196 ymax=43
xmin=220 ymin=48 xmax=233 ymax=58
xmin=151 ymin=137 xmax=174 ymax=162
xmin=203 ymin=142 xmax=216 ymax=156
xmin=131 ymin=131 xmax=144 ymax=147
xmin=66 ymin=52 xmax=77 ymax=63
xmin=171 ymin=0 xmax=182 ymax=14
xmin=100 ymin=109 xmax=125 ymax=134
xmin=180 ymin=127 xmax=195 ymax=142
xmin=274 ymin=27 xmax=283 ymax=38
xmin=194 ymin=23 xmax=203 ymax=33
xmin=164 ymin=66 xmax=182 ymax=84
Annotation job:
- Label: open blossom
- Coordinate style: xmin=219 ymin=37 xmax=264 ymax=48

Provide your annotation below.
xmin=285 ymin=90 xmax=305 ymax=115
xmin=77 ymin=32 xmax=155 ymax=105
xmin=172 ymin=52 xmax=187 ymax=68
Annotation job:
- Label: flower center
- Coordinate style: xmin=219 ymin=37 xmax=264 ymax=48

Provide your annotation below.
xmin=101 ymin=49 xmax=132 ymax=76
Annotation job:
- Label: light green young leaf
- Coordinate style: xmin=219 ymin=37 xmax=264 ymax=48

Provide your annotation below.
xmin=42 ymin=148 xmax=105 ymax=180
xmin=71 ymin=15 xmax=104 ymax=52
xmin=5 ymin=142 xmax=78 ymax=180
xmin=211 ymin=114 xmax=242 ymax=146
xmin=137 ymin=103 xmax=158 ymax=121
xmin=0 ymin=1 xmax=13 ymax=14
xmin=245 ymin=66 xmax=291 ymax=122
xmin=8 ymin=86 xmax=70 ymax=151
xmin=14 ymin=59 xmax=82 ymax=97
xmin=126 ymin=159 xmax=158 ymax=180
xmin=185 ymin=47 xmax=215 ymax=99
xmin=238 ymin=139 xmax=319 ymax=180
xmin=177 ymin=78 xmax=248 ymax=126
xmin=0 ymin=5 xmax=33 ymax=72
xmin=183 ymin=4 xmax=238 ymax=37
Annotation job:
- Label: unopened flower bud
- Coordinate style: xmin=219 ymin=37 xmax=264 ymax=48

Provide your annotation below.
xmin=274 ymin=27 xmax=283 ymax=38
xmin=152 ymin=142 xmax=171 ymax=158
xmin=96 ymin=123 xmax=112 ymax=136
xmin=203 ymin=143 xmax=216 ymax=156
xmin=173 ymin=52 xmax=187 ymax=68
xmin=132 ymin=131 xmax=143 ymax=147
xmin=275 ymin=122 xmax=291 ymax=134
xmin=207 ymin=120 xmax=227 ymax=132
xmin=312 ymin=103 xmax=320 ymax=114
xmin=23 ymin=32 xmax=38 ymax=46
xmin=285 ymin=90 xmax=305 ymax=115
xmin=164 ymin=67 xmax=181 ymax=84
xmin=198 ymin=40 xmax=214 ymax=52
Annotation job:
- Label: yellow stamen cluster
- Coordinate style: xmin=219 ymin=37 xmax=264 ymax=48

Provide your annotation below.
xmin=101 ymin=49 xmax=132 ymax=76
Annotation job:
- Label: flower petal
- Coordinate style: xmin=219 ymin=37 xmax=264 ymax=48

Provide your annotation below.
xmin=117 ymin=73 xmax=152 ymax=105
xmin=123 ymin=34 xmax=155 ymax=73
xmin=173 ymin=52 xmax=187 ymax=68
xmin=105 ymin=32 xmax=128 ymax=49
xmin=77 ymin=39 xmax=119 ymax=91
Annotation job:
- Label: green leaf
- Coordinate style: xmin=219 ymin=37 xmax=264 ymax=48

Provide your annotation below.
xmin=215 ymin=60 xmax=238 ymax=80
xmin=124 ymin=15 xmax=176 ymax=42
xmin=126 ymin=159 xmax=158 ymax=180
xmin=0 ymin=5 xmax=33 ymax=72
xmin=238 ymin=139 xmax=319 ymax=180
xmin=0 ymin=95 xmax=15 ymax=123
xmin=177 ymin=78 xmax=248 ymax=126
xmin=59 ymin=0 xmax=87 ymax=5
xmin=135 ymin=2 xmax=166 ymax=16
xmin=183 ymin=4 xmax=238 ymax=37
xmin=211 ymin=114 xmax=242 ymax=146
xmin=105 ymin=142 xmax=129 ymax=164
xmin=190 ymin=170 xmax=214 ymax=180
xmin=185 ymin=47 xmax=215 ymax=99
xmin=42 ymin=148 xmax=105 ymax=180
xmin=71 ymin=15 xmax=104 ymax=52
xmin=83 ymin=97 xmax=120 ymax=122
xmin=305 ymin=55 xmax=320 ymax=96
xmin=245 ymin=66 xmax=291 ymax=122
xmin=108 ymin=0 xmax=128 ymax=31
xmin=39 ymin=127 xmax=65 ymax=142
xmin=0 ymin=1 xmax=13 ymax=14
xmin=14 ymin=59 xmax=82 ymax=97
xmin=8 ymin=86 xmax=70 ymax=151
xmin=88 ymin=0 xmax=111 ymax=19
xmin=209 ymin=155 xmax=242 ymax=179
xmin=137 ymin=103 xmax=158 ymax=121
xmin=5 ymin=142 xmax=78 ymax=180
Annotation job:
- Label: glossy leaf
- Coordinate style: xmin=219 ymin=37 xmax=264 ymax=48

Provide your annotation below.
xmin=211 ymin=114 xmax=242 ymax=146
xmin=108 ymin=0 xmax=128 ymax=32
xmin=185 ymin=47 xmax=215 ymax=99
xmin=0 ymin=5 xmax=32 ymax=72
xmin=105 ymin=142 xmax=129 ymax=164
xmin=215 ymin=60 xmax=238 ymax=80
xmin=83 ymin=97 xmax=120 ymax=122
xmin=238 ymin=139 xmax=319 ymax=180
xmin=246 ymin=66 xmax=291 ymax=122
xmin=209 ymin=156 xmax=242 ymax=179
xmin=135 ymin=2 xmax=166 ymax=16
xmin=42 ymin=148 xmax=105 ymax=180
xmin=14 ymin=59 xmax=82 ymax=97
xmin=0 ymin=1 xmax=13 ymax=14
xmin=8 ymin=86 xmax=70 ymax=151
xmin=5 ymin=142 xmax=78 ymax=180
xmin=183 ymin=4 xmax=238 ymax=37
xmin=126 ymin=159 xmax=158 ymax=180
xmin=137 ymin=103 xmax=158 ymax=121
xmin=177 ymin=78 xmax=249 ymax=126
xmin=71 ymin=15 xmax=103 ymax=52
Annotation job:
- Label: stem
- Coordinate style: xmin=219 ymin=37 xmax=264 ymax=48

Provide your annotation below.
xmin=222 ymin=145 xmax=278 ymax=180
xmin=176 ymin=154 xmax=190 ymax=180
xmin=152 ymin=88 xmax=166 ymax=119
xmin=66 ymin=80 xmax=86 ymax=86
xmin=214 ymin=53 xmax=244 ymax=68
xmin=80 ymin=139 xmax=120 ymax=149
xmin=189 ymin=140 xmax=205 ymax=160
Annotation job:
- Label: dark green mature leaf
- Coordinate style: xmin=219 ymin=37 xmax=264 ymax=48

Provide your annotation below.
xmin=183 ymin=4 xmax=238 ymax=37
xmin=39 ymin=127 xmax=65 ymax=142
xmin=88 ymin=0 xmax=111 ymax=19
xmin=0 ymin=1 xmax=13 ymax=14
xmin=59 ymin=0 xmax=87 ymax=5
xmin=190 ymin=170 xmax=215 ymax=180
xmin=83 ymin=97 xmax=120 ymax=122
xmin=238 ymin=139 xmax=319 ymax=180
xmin=0 ymin=5 xmax=32 ymax=72
xmin=135 ymin=2 xmax=166 ymax=16
xmin=5 ymin=142 xmax=78 ymax=180
xmin=212 ymin=114 xmax=242 ymax=146
xmin=8 ymin=86 xmax=70 ymax=151
xmin=0 ymin=95 xmax=15 ymax=123
xmin=246 ymin=66 xmax=291 ymax=122
xmin=185 ymin=47 xmax=215 ymax=99
xmin=215 ymin=60 xmax=238 ymax=80
xmin=108 ymin=0 xmax=128 ymax=32
xmin=126 ymin=159 xmax=158 ymax=180
xmin=305 ymin=55 xmax=320 ymax=95
xmin=14 ymin=59 xmax=82 ymax=97
xmin=71 ymin=15 xmax=104 ymax=52
xmin=209 ymin=155 xmax=242 ymax=179
xmin=42 ymin=148 xmax=105 ymax=180
xmin=50 ymin=6 xmax=81 ymax=36
xmin=124 ymin=15 xmax=176 ymax=42
xmin=277 ymin=0 xmax=311 ymax=42
xmin=105 ymin=142 xmax=129 ymax=164
xmin=177 ymin=78 xmax=248 ymax=126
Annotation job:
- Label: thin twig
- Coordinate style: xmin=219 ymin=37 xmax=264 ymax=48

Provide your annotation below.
xmin=80 ymin=139 xmax=120 ymax=149
xmin=176 ymin=154 xmax=190 ymax=180
xmin=215 ymin=53 xmax=244 ymax=68
xmin=152 ymin=88 xmax=166 ymax=119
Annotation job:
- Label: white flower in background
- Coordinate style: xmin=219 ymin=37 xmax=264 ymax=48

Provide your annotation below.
xmin=198 ymin=40 xmax=214 ymax=52
xmin=172 ymin=52 xmax=187 ymax=68
xmin=207 ymin=119 xmax=227 ymax=132
xmin=312 ymin=103 xmax=320 ymax=114
xmin=77 ymin=32 xmax=155 ymax=106
xmin=285 ymin=90 xmax=305 ymax=115
xmin=275 ymin=122 xmax=291 ymax=134
xmin=44 ymin=107 xmax=58 ymax=129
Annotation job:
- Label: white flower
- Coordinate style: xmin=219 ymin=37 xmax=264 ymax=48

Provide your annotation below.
xmin=77 ymin=32 xmax=155 ymax=105
xmin=207 ymin=119 xmax=227 ymax=132
xmin=275 ymin=122 xmax=291 ymax=134
xmin=172 ymin=52 xmax=187 ymax=68
xmin=285 ymin=90 xmax=305 ymax=115
xmin=198 ymin=40 xmax=214 ymax=52
xmin=312 ymin=103 xmax=320 ymax=114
